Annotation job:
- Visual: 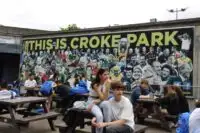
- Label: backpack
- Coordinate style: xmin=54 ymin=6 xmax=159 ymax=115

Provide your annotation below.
xmin=176 ymin=112 xmax=190 ymax=133
xmin=40 ymin=81 xmax=53 ymax=96
xmin=69 ymin=80 xmax=89 ymax=96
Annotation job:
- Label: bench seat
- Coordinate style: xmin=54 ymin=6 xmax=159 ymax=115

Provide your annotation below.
xmin=135 ymin=124 xmax=148 ymax=133
xmin=0 ymin=111 xmax=60 ymax=124
xmin=55 ymin=120 xmax=148 ymax=133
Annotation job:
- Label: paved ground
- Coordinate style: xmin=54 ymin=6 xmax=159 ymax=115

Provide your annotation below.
xmin=0 ymin=96 xmax=191 ymax=133
xmin=0 ymin=119 xmax=176 ymax=133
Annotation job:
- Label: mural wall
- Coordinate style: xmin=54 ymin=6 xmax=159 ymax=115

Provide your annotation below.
xmin=21 ymin=27 xmax=194 ymax=96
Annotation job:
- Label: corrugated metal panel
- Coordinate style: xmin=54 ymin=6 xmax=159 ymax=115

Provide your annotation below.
xmin=0 ymin=43 xmax=22 ymax=54
xmin=193 ymin=26 xmax=200 ymax=98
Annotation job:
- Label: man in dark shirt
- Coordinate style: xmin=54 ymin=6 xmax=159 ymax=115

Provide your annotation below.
xmin=55 ymin=80 xmax=71 ymax=109
xmin=55 ymin=80 xmax=70 ymax=98
xmin=130 ymin=79 xmax=150 ymax=105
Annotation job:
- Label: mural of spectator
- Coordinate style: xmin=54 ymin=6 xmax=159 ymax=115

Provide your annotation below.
xmin=122 ymin=65 xmax=134 ymax=91
xmin=131 ymin=66 xmax=143 ymax=88
xmin=20 ymin=28 xmax=193 ymax=96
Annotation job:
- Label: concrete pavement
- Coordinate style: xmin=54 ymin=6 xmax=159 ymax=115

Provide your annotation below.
xmin=0 ymin=119 xmax=175 ymax=133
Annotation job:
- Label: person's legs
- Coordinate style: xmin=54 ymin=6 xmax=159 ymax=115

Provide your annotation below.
xmin=105 ymin=124 xmax=133 ymax=133
xmin=91 ymin=104 xmax=104 ymax=133
xmin=47 ymin=95 xmax=53 ymax=111
xmin=99 ymin=101 xmax=113 ymax=122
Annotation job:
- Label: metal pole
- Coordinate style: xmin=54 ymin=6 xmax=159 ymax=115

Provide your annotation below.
xmin=176 ymin=8 xmax=178 ymax=20
xmin=168 ymin=8 xmax=187 ymax=20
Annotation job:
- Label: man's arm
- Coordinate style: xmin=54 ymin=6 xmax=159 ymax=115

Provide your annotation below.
xmin=139 ymin=88 xmax=150 ymax=99
xmin=95 ymin=119 xmax=126 ymax=128
xmin=139 ymin=95 xmax=150 ymax=99
xmin=105 ymin=119 xmax=126 ymax=126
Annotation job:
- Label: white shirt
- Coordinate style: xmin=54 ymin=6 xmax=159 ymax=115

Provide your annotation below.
xmin=0 ymin=90 xmax=16 ymax=100
xmin=109 ymin=96 xmax=135 ymax=130
xmin=89 ymin=84 xmax=106 ymax=97
xmin=181 ymin=38 xmax=191 ymax=51
xmin=189 ymin=108 xmax=200 ymax=133
xmin=24 ymin=79 xmax=37 ymax=88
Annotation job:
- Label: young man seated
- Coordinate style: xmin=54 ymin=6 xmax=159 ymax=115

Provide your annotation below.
xmin=54 ymin=80 xmax=71 ymax=109
xmin=130 ymin=79 xmax=150 ymax=105
xmin=0 ymin=80 xmax=16 ymax=99
xmin=92 ymin=81 xmax=135 ymax=133
xmin=24 ymin=73 xmax=38 ymax=96
xmin=189 ymin=100 xmax=200 ymax=133
xmin=0 ymin=80 xmax=17 ymax=112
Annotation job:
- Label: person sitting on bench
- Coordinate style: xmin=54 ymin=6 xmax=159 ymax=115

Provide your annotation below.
xmin=189 ymin=99 xmax=200 ymax=133
xmin=92 ymin=81 xmax=135 ymax=133
xmin=24 ymin=73 xmax=39 ymax=96
xmin=55 ymin=80 xmax=71 ymax=108
xmin=155 ymin=85 xmax=180 ymax=130
xmin=0 ymin=80 xmax=17 ymax=112
xmin=130 ymin=79 xmax=150 ymax=105
xmin=86 ymin=68 xmax=111 ymax=133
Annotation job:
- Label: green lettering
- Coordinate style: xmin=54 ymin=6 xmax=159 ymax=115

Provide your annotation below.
xmin=71 ymin=38 xmax=79 ymax=49
xmin=55 ymin=39 xmax=60 ymax=49
xmin=60 ymin=38 xmax=67 ymax=49
xmin=89 ymin=36 xmax=100 ymax=48
xmin=80 ymin=37 xmax=89 ymax=49
xmin=165 ymin=31 xmax=178 ymax=45
xmin=101 ymin=35 xmax=110 ymax=48
xmin=46 ymin=39 xmax=53 ymax=50
xmin=127 ymin=34 xmax=137 ymax=45
xmin=42 ymin=40 xmax=46 ymax=50
xmin=29 ymin=41 xmax=34 ymax=51
xmin=112 ymin=35 xmax=121 ymax=47
xmin=151 ymin=32 xmax=163 ymax=46
xmin=35 ymin=40 xmax=42 ymax=50
xmin=136 ymin=33 xmax=149 ymax=46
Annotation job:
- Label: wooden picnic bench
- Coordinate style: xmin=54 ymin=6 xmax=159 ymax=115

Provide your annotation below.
xmin=0 ymin=97 xmax=60 ymax=133
xmin=55 ymin=120 xmax=148 ymax=133
xmin=135 ymin=98 xmax=178 ymax=131
xmin=52 ymin=93 xmax=89 ymax=113
xmin=23 ymin=86 xmax=40 ymax=96
xmin=56 ymin=108 xmax=148 ymax=133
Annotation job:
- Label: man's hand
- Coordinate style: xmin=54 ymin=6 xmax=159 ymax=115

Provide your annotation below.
xmin=91 ymin=117 xmax=98 ymax=127
xmin=92 ymin=117 xmax=107 ymax=128
xmin=96 ymin=122 xmax=107 ymax=128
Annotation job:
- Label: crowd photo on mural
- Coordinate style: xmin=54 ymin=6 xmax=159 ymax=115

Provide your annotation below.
xmin=20 ymin=27 xmax=193 ymax=96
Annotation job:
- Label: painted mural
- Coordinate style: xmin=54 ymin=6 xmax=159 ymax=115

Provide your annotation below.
xmin=21 ymin=27 xmax=194 ymax=96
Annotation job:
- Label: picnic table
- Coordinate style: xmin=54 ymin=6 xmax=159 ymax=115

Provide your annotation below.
xmin=56 ymin=108 xmax=148 ymax=133
xmin=23 ymin=86 xmax=40 ymax=96
xmin=52 ymin=93 xmax=89 ymax=113
xmin=0 ymin=97 xmax=60 ymax=133
xmin=135 ymin=98 xmax=178 ymax=131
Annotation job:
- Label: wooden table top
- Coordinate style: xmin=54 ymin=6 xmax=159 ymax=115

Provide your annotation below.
xmin=137 ymin=98 xmax=157 ymax=103
xmin=0 ymin=97 xmax=47 ymax=105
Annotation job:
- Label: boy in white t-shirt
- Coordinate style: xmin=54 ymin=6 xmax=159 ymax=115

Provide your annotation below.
xmin=92 ymin=81 xmax=135 ymax=133
xmin=0 ymin=80 xmax=16 ymax=100
xmin=24 ymin=73 xmax=38 ymax=96
xmin=0 ymin=80 xmax=17 ymax=112
xmin=189 ymin=100 xmax=200 ymax=133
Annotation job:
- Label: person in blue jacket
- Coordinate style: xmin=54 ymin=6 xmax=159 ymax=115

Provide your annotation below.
xmin=130 ymin=79 xmax=150 ymax=105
